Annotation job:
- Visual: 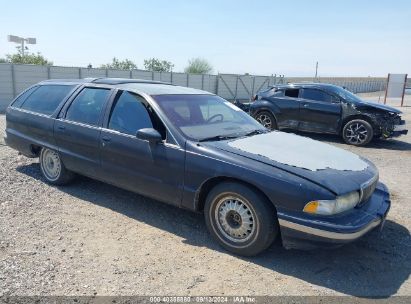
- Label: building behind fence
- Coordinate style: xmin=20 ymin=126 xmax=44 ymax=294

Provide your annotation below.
xmin=0 ymin=63 xmax=386 ymax=111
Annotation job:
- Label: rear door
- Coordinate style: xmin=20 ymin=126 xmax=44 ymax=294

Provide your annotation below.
xmin=298 ymin=88 xmax=342 ymax=133
xmin=99 ymin=90 xmax=185 ymax=206
xmin=268 ymin=88 xmax=301 ymax=129
xmin=54 ymin=86 xmax=112 ymax=177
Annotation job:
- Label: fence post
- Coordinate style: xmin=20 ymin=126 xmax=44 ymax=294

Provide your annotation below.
xmin=78 ymin=68 xmax=82 ymax=79
xmin=215 ymin=74 xmax=220 ymax=95
xmin=152 ymin=71 xmax=154 ymax=80
xmin=251 ymin=76 xmax=256 ymax=97
xmin=186 ymin=73 xmax=189 ymax=87
xmin=170 ymin=71 xmax=173 ymax=84
xmin=11 ymin=64 xmax=16 ymax=98
xmin=234 ymin=75 xmax=239 ymax=100
xmin=47 ymin=66 xmax=51 ymax=79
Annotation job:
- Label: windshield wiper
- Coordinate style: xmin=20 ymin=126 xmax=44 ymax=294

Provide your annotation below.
xmin=243 ymin=129 xmax=267 ymax=137
xmin=198 ymin=135 xmax=238 ymax=142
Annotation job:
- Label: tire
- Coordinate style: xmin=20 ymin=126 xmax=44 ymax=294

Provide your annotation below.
xmin=204 ymin=182 xmax=278 ymax=256
xmin=39 ymin=148 xmax=75 ymax=185
xmin=254 ymin=111 xmax=278 ymax=130
xmin=342 ymin=119 xmax=374 ymax=146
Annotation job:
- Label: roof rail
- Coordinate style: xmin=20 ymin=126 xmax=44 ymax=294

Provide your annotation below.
xmin=90 ymin=78 xmax=172 ymax=85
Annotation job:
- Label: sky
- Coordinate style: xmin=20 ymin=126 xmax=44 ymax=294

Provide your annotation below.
xmin=0 ymin=0 xmax=410 ymax=77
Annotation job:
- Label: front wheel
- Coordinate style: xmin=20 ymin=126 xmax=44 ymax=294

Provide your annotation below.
xmin=39 ymin=148 xmax=75 ymax=185
xmin=204 ymin=182 xmax=278 ymax=256
xmin=342 ymin=119 xmax=374 ymax=146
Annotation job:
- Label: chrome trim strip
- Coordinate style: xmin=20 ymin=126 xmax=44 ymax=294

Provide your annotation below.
xmin=278 ymin=218 xmax=381 ymax=240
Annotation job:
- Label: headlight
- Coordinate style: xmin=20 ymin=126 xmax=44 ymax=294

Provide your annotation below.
xmin=303 ymin=191 xmax=360 ymax=215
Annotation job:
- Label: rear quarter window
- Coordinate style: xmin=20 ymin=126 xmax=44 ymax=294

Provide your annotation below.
xmin=11 ymin=86 xmax=39 ymax=108
xmin=20 ymin=84 xmax=75 ymax=115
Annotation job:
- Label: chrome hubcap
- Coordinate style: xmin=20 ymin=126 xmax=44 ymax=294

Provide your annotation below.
xmin=214 ymin=196 xmax=255 ymax=242
xmin=42 ymin=150 xmax=61 ymax=180
xmin=345 ymin=123 xmax=368 ymax=144
xmin=256 ymin=114 xmax=272 ymax=129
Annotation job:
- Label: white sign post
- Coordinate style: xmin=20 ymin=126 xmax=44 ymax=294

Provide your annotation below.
xmin=384 ymin=73 xmax=408 ymax=106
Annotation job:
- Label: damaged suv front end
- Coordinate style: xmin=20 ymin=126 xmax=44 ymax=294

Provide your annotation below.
xmin=333 ymin=87 xmax=408 ymax=140
xmin=373 ymin=110 xmax=407 ymax=139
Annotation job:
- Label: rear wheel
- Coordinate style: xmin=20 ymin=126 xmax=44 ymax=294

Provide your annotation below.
xmin=204 ymin=182 xmax=278 ymax=256
xmin=255 ymin=111 xmax=277 ymax=130
xmin=39 ymin=148 xmax=75 ymax=185
xmin=342 ymin=119 xmax=374 ymax=146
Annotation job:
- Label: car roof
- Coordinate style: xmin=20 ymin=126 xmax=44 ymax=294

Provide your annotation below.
xmin=273 ymin=82 xmax=340 ymax=89
xmin=39 ymin=78 xmax=213 ymax=95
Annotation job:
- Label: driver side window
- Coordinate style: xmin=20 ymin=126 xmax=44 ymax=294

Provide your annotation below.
xmin=301 ymin=88 xmax=334 ymax=103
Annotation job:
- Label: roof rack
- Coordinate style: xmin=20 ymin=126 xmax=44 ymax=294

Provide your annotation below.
xmin=90 ymin=78 xmax=172 ymax=85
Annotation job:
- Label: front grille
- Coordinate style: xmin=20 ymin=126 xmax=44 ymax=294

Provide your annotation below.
xmin=358 ymin=174 xmax=379 ymax=205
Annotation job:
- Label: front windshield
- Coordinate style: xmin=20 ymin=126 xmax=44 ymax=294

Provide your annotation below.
xmin=328 ymin=86 xmax=363 ymax=103
xmin=153 ymin=94 xmax=265 ymax=141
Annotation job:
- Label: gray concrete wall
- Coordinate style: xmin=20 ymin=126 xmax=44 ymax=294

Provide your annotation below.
xmin=0 ymin=63 xmax=387 ymax=111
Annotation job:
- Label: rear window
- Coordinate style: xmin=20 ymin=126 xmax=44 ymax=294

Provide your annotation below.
xmin=20 ymin=85 xmax=75 ymax=115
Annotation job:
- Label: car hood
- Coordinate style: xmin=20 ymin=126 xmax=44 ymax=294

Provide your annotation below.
xmin=204 ymin=132 xmax=378 ymax=195
xmin=357 ymin=100 xmax=402 ymax=114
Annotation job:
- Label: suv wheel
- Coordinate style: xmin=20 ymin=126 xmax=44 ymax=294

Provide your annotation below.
xmin=39 ymin=148 xmax=74 ymax=185
xmin=342 ymin=119 xmax=374 ymax=146
xmin=204 ymin=182 xmax=278 ymax=256
xmin=255 ymin=111 xmax=277 ymax=130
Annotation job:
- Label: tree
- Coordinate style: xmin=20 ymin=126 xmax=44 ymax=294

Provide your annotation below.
xmin=144 ymin=58 xmax=174 ymax=72
xmin=100 ymin=57 xmax=137 ymax=70
xmin=184 ymin=58 xmax=213 ymax=74
xmin=4 ymin=46 xmax=52 ymax=65
xmin=0 ymin=58 xmax=6 ymax=63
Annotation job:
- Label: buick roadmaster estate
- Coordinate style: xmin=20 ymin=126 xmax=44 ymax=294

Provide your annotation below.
xmin=5 ymin=78 xmax=390 ymax=256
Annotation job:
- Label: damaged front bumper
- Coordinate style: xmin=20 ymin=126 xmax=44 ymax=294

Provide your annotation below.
xmin=277 ymin=182 xmax=390 ymax=250
xmin=381 ymin=118 xmax=408 ymax=138
xmin=391 ymin=120 xmax=408 ymax=137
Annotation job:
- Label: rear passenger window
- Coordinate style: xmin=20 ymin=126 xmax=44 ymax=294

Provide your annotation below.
xmin=12 ymin=86 xmax=39 ymax=108
xmin=109 ymin=91 xmax=166 ymax=137
xmin=20 ymin=85 xmax=75 ymax=115
xmin=284 ymin=89 xmax=299 ymax=98
xmin=65 ymin=88 xmax=110 ymax=126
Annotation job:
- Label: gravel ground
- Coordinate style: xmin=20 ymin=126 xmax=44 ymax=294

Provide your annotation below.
xmin=0 ymin=105 xmax=410 ymax=298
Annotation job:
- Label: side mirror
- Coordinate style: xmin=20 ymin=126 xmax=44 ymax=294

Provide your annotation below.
xmin=136 ymin=128 xmax=162 ymax=143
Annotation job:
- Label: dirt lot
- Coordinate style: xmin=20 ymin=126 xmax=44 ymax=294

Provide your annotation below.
xmin=0 ymin=105 xmax=410 ymax=297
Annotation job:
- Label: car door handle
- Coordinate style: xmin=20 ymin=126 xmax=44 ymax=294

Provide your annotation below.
xmin=57 ymin=125 xmax=66 ymax=130
xmin=101 ymin=137 xmax=111 ymax=147
xmin=303 ymin=103 xmax=309 ymax=107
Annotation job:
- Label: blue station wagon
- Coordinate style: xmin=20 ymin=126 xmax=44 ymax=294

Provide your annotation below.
xmin=5 ymin=78 xmax=391 ymax=256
